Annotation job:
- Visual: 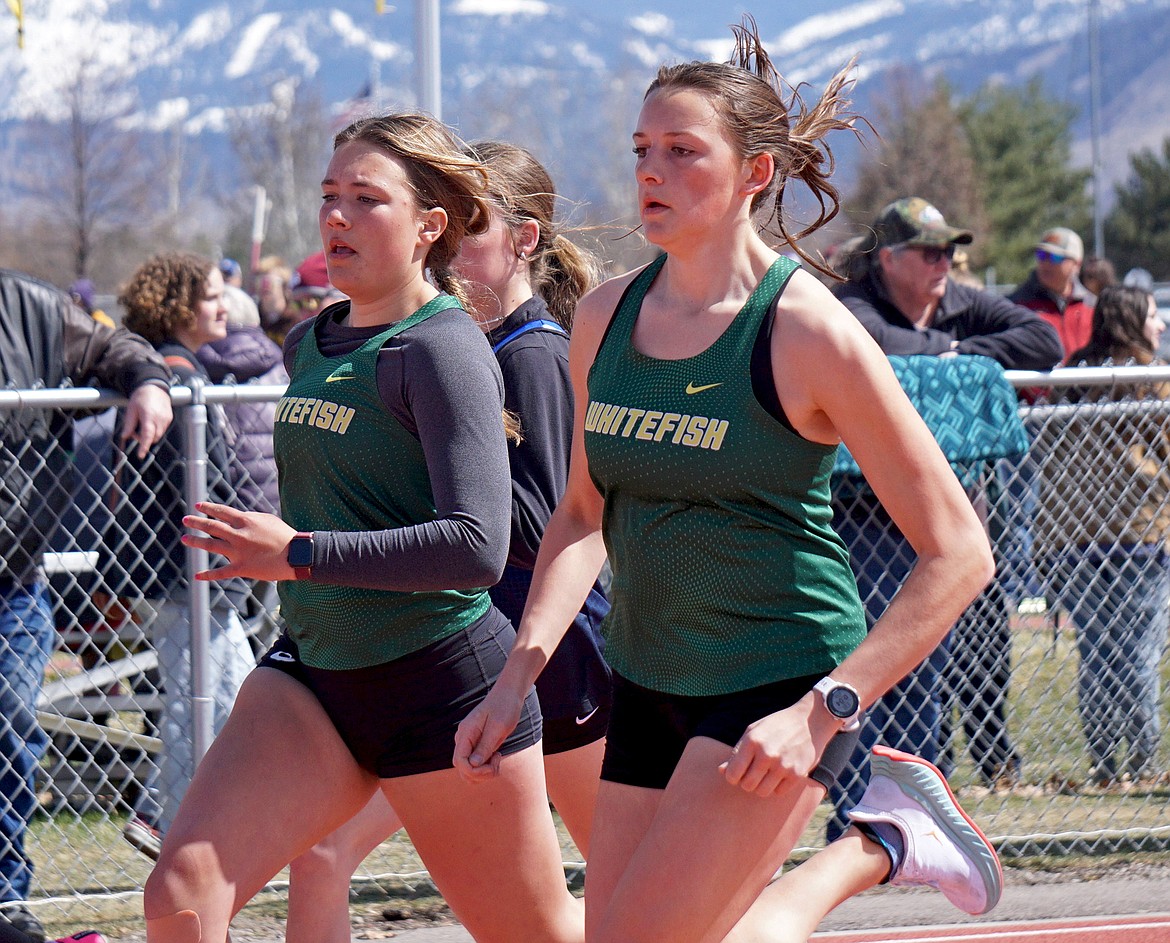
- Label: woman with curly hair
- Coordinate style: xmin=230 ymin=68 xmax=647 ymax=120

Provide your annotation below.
xmin=115 ymin=253 xmax=257 ymax=859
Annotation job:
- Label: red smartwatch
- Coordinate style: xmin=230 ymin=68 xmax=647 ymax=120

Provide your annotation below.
xmin=287 ymin=532 xmax=314 ymax=580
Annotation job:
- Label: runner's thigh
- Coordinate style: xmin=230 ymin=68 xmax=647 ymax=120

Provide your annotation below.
xmin=382 ymin=744 xmax=582 ymax=943
xmin=589 ymin=736 xmax=823 ymax=943
xmin=148 ymin=668 xmax=378 ymax=918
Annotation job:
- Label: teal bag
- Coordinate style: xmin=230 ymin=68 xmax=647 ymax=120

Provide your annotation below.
xmin=833 ymin=354 xmax=1028 ymax=487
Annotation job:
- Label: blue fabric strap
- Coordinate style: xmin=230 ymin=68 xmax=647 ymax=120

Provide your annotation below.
xmin=491 ymin=319 xmax=567 ymax=354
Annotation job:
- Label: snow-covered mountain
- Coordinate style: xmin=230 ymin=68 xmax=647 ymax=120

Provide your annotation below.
xmin=3 ymin=0 xmax=1169 ymax=215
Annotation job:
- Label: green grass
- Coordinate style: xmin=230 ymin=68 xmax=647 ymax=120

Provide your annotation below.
xmin=950 ymin=614 xmax=1170 ymax=845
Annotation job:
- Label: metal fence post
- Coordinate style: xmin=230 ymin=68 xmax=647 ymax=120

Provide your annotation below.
xmin=181 ymin=377 xmax=214 ymax=764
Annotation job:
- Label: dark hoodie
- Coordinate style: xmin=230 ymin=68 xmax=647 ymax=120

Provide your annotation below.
xmin=835 ymin=268 xmax=1063 ymax=370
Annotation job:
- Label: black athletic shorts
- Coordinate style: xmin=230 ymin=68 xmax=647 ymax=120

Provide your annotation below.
xmin=600 ymin=671 xmax=861 ymax=791
xmin=257 ymin=606 xmax=542 ymax=778
xmin=490 ymin=564 xmax=613 ymax=754
xmin=540 ymin=697 xmax=611 ymax=755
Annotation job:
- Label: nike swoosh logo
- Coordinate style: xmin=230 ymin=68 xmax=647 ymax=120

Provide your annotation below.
xmin=575 ymin=706 xmax=599 ymax=725
xmin=324 ymin=374 xmax=356 ymax=383
xmin=685 ymin=381 xmax=722 ymax=394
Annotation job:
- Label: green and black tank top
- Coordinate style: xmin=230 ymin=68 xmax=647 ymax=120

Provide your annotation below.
xmin=275 ymin=295 xmax=490 ymax=670
xmin=585 ymin=254 xmax=866 ymax=696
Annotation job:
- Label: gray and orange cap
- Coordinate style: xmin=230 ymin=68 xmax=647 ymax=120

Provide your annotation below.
xmin=871 ymin=198 xmax=974 ymax=250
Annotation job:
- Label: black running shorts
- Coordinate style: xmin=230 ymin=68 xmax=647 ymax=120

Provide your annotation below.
xmin=257 ymin=606 xmax=542 ymax=778
xmin=600 ymin=671 xmax=860 ymax=791
xmin=490 ymin=564 xmax=612 ymax=754
xmin=540 ymin=696 xmax=611 ymax=755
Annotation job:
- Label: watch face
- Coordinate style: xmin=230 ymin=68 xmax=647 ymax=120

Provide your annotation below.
xmin=288 ymin=537 xmax=313 ymax=568
xmin=827 ymin=686 xmax=859 ymax=718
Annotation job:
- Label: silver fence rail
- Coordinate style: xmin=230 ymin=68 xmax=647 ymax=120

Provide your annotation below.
xmin=1 ymin=368 xmax=1169 ymax=924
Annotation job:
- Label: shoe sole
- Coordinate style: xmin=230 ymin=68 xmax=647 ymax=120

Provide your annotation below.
xmin=871 ymin=743 xmax=1004 ymax=914
xmin=123 ymin=825 xmax=162 ymax=862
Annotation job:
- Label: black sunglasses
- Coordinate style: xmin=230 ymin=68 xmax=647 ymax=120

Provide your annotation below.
xmin=893 ymin=243 xmax=956 ymax=265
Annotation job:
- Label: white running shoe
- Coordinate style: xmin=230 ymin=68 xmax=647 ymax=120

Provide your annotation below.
xmin=848 ymin=744 xmax=1003 ymax=915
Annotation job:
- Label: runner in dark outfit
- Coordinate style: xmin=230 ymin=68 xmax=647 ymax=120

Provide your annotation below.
xmin=456 ymin=18 xmax=1002 ymax=943
xmin=143 ymin=114 xmax=584 ymax=943
xmin=282 ymin=141 xmax=612 ymax=943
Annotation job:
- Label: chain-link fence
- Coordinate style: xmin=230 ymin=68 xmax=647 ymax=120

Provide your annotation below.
xmin=2 ymin=366 xmax=1170 ymax=925
xmin=0 ymin=381 xmax=285 ymax=928
xmin=828 ymin=364 xmax=1170 ymax=858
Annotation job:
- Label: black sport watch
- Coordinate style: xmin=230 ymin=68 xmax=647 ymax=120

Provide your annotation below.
xmin=287 ymin=532 xmax=314 ymax=580
xmin=812 ymin=677 xmax=862 ymax=731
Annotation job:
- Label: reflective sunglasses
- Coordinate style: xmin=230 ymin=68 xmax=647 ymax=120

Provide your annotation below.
xmin=1036 ymin=249 xmax=1072 ymax=265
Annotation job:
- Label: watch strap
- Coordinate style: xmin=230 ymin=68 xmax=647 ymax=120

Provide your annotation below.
xmin=289 ymin=532 xmax=313 ymax=581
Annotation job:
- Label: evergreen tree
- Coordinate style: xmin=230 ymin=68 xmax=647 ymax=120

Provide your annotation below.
xmin=958 ymin=79 xmax=1090 ymax=286
xmin=847 ymin=70 xmax=986 ymax=260
xmin=1105 ymin=138 xmax=1170 ymax=281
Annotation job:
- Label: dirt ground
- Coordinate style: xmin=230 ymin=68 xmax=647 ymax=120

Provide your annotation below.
xmin=77 ymin=856 xmax=1170 ymax=942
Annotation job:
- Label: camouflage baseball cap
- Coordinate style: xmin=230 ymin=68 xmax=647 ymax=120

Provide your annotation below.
xmin=872 ymin=198 xmax=973 ymax=250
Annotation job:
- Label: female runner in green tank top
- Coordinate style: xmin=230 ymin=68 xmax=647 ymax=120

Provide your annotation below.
xmin=143 ymin=114 xmax=584 ymax=943
xmin=281 ymin=141 xmax=611 ymax=943
xmin=457 ymin=17 xmax=1002 ymax=943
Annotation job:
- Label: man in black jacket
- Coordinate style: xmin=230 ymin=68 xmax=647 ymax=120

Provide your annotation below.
xmin=825 ymin=199 xmax=1061 ymax=840
xmin=835 ymin=199 xmax=1062 ymax=371
xmin=0 ymin=268 xmax=171 ymax=941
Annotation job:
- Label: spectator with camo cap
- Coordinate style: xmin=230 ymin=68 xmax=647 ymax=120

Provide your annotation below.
xmin=837 ymin=198 xmax=1061 ymax=363
xmin=829 ymin=197 xmax=1060 ymax=835
xmin=1010 ymin=226 xmax=1093 ymax=364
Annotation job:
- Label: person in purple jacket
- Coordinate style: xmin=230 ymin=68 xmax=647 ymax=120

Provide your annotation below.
xmin=197 ymin=285 xmax=289 ymax=516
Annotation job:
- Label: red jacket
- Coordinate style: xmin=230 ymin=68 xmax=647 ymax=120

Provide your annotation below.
xmin=1008 ymin=271 xmax=1093 ymax=365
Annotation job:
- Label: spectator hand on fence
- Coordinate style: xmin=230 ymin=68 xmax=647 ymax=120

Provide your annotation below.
xmin=181 ymin=501 xmax=298 ymax=582
xmin=120 ymin=383 xmax=173 ymax=458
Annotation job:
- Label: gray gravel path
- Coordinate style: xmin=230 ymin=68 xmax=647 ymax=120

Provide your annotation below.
xmin=105 ymin=861 xmax=1170 ymax=941
xmin=345 ymin=862 xmax=1170 ymax=941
